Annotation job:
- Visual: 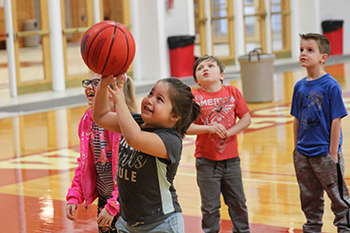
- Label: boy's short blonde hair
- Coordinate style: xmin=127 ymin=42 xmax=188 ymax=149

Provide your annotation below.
xmin=299 ymin=33 xmax=331 ymax=56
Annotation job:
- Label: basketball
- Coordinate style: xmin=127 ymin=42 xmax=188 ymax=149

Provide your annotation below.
xmin=80 ymin=20 xmax=136 ymax=76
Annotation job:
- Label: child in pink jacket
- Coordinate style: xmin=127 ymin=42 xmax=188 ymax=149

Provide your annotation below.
xmin=66 ymin=73 xmax=136 ymax=233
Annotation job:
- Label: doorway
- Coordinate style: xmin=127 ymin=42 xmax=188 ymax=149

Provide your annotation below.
xmin=194 ymin=0 xmax=291 ymax=64
xmin=194 ymin=0 xmax=235 ymax=65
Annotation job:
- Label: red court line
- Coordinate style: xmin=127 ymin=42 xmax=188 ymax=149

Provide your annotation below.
xmin=0 ymin=61 xmax=43 ymax=68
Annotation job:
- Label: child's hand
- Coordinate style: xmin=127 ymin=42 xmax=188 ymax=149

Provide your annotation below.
xmin=100 ymin=74 xmax=114 ymax=87
xmin=208 ymin=123 xmax=227 ymax=139
xmin=107 ymin=74 xmax=127 ymax=106
xmin=66 ymin=204 xmax=77 ymax=220
xmin=97 ymin=208 xmax=114 ymax=227
xmin=330 ymin=153 xmax=338 ymax=163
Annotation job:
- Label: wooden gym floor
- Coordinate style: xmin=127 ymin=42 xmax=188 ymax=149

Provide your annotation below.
xmin=0 ymin=59 xmax=350 ymax=232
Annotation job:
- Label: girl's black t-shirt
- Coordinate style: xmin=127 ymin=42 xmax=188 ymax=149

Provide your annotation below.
xmin=117 ymin=113 xmax=183 ymax=223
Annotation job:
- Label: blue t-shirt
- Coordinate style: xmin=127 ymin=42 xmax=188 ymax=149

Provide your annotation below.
xmin=290 ymin=73 xmax=347 ymax=157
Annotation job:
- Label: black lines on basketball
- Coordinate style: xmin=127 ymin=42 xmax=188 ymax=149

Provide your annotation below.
xmin=81 ymin=20 xmax=136 ymax=76
xmin=101 ymin=25 xmax=117 ymax=75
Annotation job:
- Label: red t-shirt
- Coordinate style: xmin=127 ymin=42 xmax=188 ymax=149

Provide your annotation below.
xmin=192 ymin=85 xmax=249 ymax=161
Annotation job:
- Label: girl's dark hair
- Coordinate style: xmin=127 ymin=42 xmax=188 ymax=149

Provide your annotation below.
xmin=158 ymin=78 xmax=201 ymax=138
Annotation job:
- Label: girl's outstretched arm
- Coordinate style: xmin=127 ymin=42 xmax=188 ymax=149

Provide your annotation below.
xmin=112 ymin=76 xmax=170 ymax=160
xmin=92 ymin=75 xmax=121 ymax=133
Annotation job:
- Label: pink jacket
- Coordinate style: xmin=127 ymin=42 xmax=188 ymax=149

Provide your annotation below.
xmin=66 ymin=108 xmax=120 ymax=216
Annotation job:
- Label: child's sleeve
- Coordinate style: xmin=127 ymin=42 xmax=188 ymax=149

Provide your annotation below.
xmin=290 ymin=82 xmax=300 ymax=118
xmin=105 ymin=189 xmax=120 ymax=216
xmin=330 ymin=84 xmax=348 ymax=120
xmin=233 ymin=87 xmax=249 ymax=118
xmin=156 ymin=130 xmax=182 ymax=164
xmin=66 ymin=111 xmax=92 ymax=207
xmin=66 ymin=155 xmax=85 ymax=207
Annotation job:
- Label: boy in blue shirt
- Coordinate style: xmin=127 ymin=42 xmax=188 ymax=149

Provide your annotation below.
xmin=291 ymin=33 xmax=350 ymax=232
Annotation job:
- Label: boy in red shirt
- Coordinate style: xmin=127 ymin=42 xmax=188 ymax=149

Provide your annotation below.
xmin=187 ymin=55 xmax=251 ymax=233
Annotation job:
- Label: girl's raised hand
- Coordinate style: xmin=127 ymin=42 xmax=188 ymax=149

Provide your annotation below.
xmin=99 ymin=74 xmax=114 ymax=87
xmin=107 ymin=74 xmax=127 ymax=106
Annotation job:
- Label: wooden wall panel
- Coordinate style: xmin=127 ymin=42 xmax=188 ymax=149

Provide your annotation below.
xmin=69 ymin=0 xmax=87 ymax=42
xmin=103 ymin=0 xmax=123 ymax=23
xmin=0 ymin=0 xmax=35 ymax=46
xmin=16 ymin=0 xmax=35 ymax=31
xmin=0 ymin=8 xmax=5 ymax=43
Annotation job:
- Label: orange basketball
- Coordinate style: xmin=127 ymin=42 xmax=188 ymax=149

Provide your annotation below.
xmin=80 ymin=20 xmax=136 ymax=76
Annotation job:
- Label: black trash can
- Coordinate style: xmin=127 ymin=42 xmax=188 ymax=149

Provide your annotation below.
xmin=321 ymin=20 xmax=343 ymax=55
xmin=167 ymin=35 xmax=195 ymax=78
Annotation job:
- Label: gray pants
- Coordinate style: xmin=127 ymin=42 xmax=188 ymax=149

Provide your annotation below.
xmin=196 ymin=157 xmax=250 ymax=233
xmin=293 ymin=150 xmax=350 ymax=233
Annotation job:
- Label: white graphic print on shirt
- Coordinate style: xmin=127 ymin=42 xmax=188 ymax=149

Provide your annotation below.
xmin=118 ymin=137 xmax=148 ymax=182
xmin=195 ymin=95 xmax=236 ymax=153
